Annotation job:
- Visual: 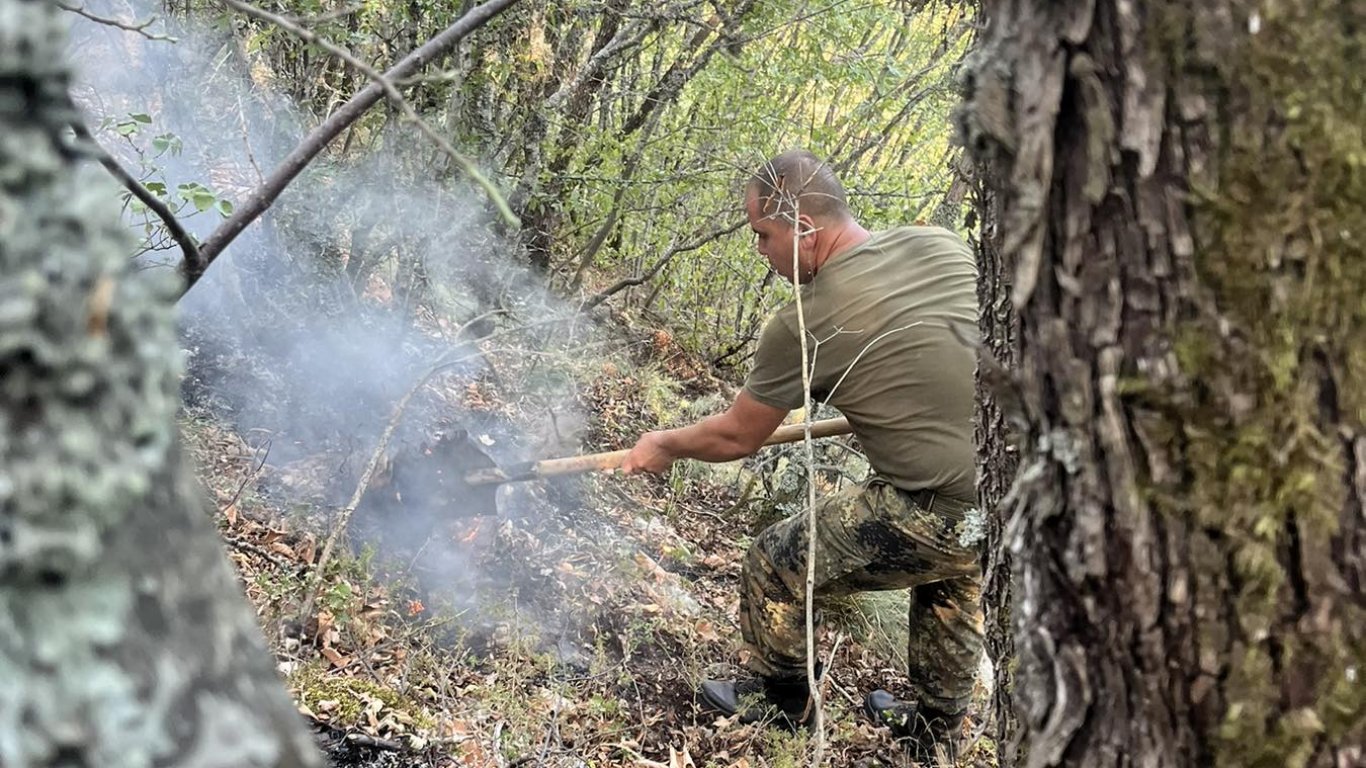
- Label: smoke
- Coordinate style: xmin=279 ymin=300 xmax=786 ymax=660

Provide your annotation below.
xmin=66 ymin=1 xmax=593 ymax=623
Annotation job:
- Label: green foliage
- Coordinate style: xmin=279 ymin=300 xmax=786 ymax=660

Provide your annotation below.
xmin=112 ymin=111 xmax=152 ymax=136
xmin=96 ymin=111 xmax=234 ymax=256
xmin=569 ymin=3 xmax=973 ymax=362
xmin=209 ymin=0 xmax=973 ymax=367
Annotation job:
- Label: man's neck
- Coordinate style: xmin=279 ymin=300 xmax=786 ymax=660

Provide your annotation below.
xmin=811 ymin=219 xmax=872 ymax=275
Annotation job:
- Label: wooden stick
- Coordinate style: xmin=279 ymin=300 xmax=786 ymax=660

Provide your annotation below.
xmin=468 ymin=416 xmax=851 ymax=485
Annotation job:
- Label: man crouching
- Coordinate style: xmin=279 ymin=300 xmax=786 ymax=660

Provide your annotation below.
xmin=623 ymin=149 xmax=982 ymax=761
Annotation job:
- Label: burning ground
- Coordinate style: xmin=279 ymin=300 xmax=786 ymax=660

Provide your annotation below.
xmin=182 ymin=327 xmax=995 ymax=768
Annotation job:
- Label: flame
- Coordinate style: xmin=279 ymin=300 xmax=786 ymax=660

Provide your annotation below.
xmin=458 ymin=519 xmax=483 ymax=544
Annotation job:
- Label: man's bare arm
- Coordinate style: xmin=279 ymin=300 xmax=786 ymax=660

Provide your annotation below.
xmin=621 ymin=390 xmax=789 ymax=474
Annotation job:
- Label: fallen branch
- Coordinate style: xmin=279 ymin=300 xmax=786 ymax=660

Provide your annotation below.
xmin=184 ymin=0 xmax=522 ymax=294
xmin=298 ymin=341 xmax=490 ymax=621
xmin=344 ymin=733 xmax=403 ymax=752
xmin=224 ymin=535 xmax=304 ymax=575
xmin=828 ymin=677 xmax=861 ymax=710
xmin=71 ymin=119 xmax=202 ymax=267
xmin=298 ymin=306 xmax=509 ymax=619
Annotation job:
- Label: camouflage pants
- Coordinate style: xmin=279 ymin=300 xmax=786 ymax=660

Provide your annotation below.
xmin=738 ymin=477 xmax=983 ymax=715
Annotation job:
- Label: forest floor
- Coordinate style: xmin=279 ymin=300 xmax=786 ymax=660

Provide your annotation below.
xmin=183 ymin=326 xmax=996 ymax=768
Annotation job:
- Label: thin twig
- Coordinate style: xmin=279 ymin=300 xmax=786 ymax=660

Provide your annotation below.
xmin=56 ymin=0 xmax=175 ymax=41
xmin=789 ymin=195 xmax=827 ymax=760
xmin=828 ymin=678 xmax=861 ymax=710
xmin=822 ymin=632 xmax=856 ymax=712
xmin=536 ymin=695 xmax=561 ymax=765
xmin=819 ymin=321 xmax=922 ymax=409
xmin=580 ymin=218 xmax=748 ymax=310
xmin=221 ymin=435 xmax=271 ymax=515
xmin=70 ymin=119 xmax=202 ymax=267
xmin=236 ymin=92 xmax=266 ymax=185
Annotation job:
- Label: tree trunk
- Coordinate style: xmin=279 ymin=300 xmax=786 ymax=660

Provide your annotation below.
xmin=0 ymin=2 xmax=321 ymax=766
xmin=970 ymin=152 xmax=1023 ymax=762
xmin=963 ymin=1 xmax=1364 ymax=766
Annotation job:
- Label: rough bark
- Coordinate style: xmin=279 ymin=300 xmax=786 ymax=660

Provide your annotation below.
xmin=0 ymin=2 xmax=321 ymax=766
xmin=963 ymin=0 xmax=1364 ymax=766
xmin=967 ymin=151 xmax=1023 ymax=763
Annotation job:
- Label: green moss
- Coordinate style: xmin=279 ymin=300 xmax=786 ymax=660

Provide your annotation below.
xmin=291 ymin=663 xmax=437 ymax=730
xmin=1139 ymin=1 xmax=1366 ymax=765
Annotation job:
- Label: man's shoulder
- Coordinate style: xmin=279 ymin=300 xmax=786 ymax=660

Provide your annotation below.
xmin=872 ymin=225 xmax=971 ymax=253
xmin=861 ymin=226 xmax=976 ymax=279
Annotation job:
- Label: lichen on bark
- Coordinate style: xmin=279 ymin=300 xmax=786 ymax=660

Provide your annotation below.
xmin=0 ymin=0 xmax=179 ymax=588
xmin=0 ymin=1 xmax=320 ymax=765
xmin=962 ymin=0 xmax=1364 ymax=766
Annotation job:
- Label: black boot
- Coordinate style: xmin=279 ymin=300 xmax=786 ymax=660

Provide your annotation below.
xmin=864 ymin=690 xmax=964 ymax=762
xmin=699 ymin=675 xmax=811 ymax=730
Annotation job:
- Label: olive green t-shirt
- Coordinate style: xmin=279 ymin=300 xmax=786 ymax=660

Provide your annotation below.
xmin=743 ymin=226 xmax=978 ymax=502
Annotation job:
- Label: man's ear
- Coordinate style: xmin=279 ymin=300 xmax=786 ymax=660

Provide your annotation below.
xmin=795 ymin=214 xmax=818 ymax=251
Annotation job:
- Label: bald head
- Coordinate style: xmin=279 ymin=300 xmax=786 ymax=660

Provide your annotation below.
xmin=742 ymin=150 xmax=870 ymax=284
xmin=746 ymin=150 xmax=851 ymax=225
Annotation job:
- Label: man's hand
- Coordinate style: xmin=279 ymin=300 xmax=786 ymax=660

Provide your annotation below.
xmin=621 ymin=431 xmax=677 ymax=475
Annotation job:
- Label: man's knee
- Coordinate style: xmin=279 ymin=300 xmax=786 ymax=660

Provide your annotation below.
xmin=746 ymin=516 xmax=809 ymax=591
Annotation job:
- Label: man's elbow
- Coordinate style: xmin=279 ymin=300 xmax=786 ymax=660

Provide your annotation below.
xmin=711 ymin=398 xmax=783 ymax=459
xmin=727 ymin=429 xmax=768 ymax=458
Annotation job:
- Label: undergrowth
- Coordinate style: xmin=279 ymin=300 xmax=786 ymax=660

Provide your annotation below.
xmin=183 ymin=325 xmax=994 ymax=768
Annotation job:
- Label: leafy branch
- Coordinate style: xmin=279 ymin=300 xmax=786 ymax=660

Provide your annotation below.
xmin=182 ymin=0 xmax=523 ymax=294
xmin=70 ymin=118 xmax=202 ymax=268
xmin=217 ymin=0 xmax=515 ymax=227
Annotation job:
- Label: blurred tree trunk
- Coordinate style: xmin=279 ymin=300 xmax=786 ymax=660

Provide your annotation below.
xmin=0 ymin=2 xmax=321 ymax=766
xmin=964 ymin=0 xmax=1364 ymax=766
